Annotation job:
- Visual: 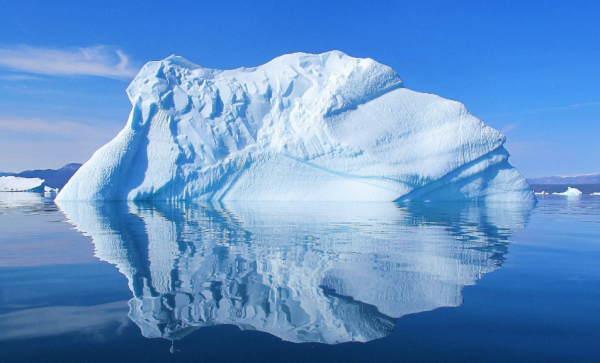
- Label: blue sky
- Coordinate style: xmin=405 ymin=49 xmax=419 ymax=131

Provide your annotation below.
xmin=0 ymin=0 xmax=598 ymax=177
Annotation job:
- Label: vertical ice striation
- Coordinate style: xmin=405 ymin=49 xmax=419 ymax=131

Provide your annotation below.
xmin=57 ymin=51 xmax=534 ymax=202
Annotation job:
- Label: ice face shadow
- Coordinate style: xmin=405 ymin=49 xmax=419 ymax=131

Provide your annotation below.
xmin=57 ymin=201 xmax=533 ymax=344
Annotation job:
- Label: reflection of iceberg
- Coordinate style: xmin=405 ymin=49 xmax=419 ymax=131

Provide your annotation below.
xmin=58 ymin=201 xmax=532 ymax=344
xmin=0 ymin=192 xmax=43 ymax=209
xmin=0 ymin=191 xmax=57 ymax=213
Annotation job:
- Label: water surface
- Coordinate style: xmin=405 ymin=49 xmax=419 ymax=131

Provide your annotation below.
xmin=0 ymin=194 xmax=598 ymax=362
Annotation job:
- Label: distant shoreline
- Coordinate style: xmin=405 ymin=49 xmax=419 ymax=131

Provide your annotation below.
xmin=528 ymin=184 xmax=600 ymax=194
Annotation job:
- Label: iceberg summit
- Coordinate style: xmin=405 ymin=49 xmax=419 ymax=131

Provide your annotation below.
xmin=57 ymin=51 xmax=534 ymax=202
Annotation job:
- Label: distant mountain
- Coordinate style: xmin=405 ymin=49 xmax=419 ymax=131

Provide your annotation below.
xmin=527 ymin=174 xmax=600 ymax=185
xmin=529 ymin=184 xmax=600 ymax=194
xmin=3 ymin=163 xmax=82 ymax=189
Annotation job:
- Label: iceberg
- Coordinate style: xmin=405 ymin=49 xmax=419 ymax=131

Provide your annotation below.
xmin=0 ymin=176 xmax=44 ymax=192
xmin=57 ymin=51 xmax=534 ymax=202
xmin=44 ymin=186 xmax=59 ymax=193
xmin=552 ymin=187 xmax=582 ymax=196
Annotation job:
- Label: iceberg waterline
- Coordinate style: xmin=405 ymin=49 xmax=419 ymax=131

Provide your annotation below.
xmin=57 ymin=51 xmax=535 ymax=202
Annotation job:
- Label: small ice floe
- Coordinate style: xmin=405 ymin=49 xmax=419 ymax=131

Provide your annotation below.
xmin=591 ymin=192 xmax=600 ymax=196
xmin=552 ymin=187 xmax=583 ymax=196
xmin=44 ymin=185 xmax=60 ymax=198
xmin=0 ymin=176 xmax=44 ymax=192
xmin=534 ymin=191 xmax=549 ymax=195
xmin=44 ymin=186 xmax=60 ymax=193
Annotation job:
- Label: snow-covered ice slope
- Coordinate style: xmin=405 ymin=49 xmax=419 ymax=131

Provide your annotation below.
xmin=57 ymin=51 xmax=534 ymax=202
xmin=0 ymin=176 xmax=44 ymax=192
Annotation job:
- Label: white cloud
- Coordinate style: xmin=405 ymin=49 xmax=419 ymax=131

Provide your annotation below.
xmin=0 ymin=45 xmax=139 ymax=79
xmin=0 ymin=117 xmax=120 ymax=138
xmin=500 ymin=123 xmax=517 ymax=134
xmin=483 ymin=101 xmax=600 ymax=117
xmin=0 ymin=74 xmax=47 ymax=81
xmin=0 ymin=117 xmax=123 ymax=171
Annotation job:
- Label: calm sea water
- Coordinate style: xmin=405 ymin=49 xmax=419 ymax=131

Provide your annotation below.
xmin=0 ymin=193 xmax=598 ymax=363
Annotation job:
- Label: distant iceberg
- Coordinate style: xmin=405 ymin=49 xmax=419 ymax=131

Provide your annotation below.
xmin=552 ymin=187 xmax=583 ymax=196
xmin=0 ymin=176 xmax=44 ymax=192
xmin=44 ymin=186 xmax=59 ymax=193
xmin=58 ymin=51 xmax=534 ymax=202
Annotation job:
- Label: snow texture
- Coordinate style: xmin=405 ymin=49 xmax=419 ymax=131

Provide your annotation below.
xmin=0 ymin=176 xmax=44 ymax=192
xmin=57 ymin=51 xmax=534 ymax=202
xmin=552 ymin=187 xmax=583 ymax=196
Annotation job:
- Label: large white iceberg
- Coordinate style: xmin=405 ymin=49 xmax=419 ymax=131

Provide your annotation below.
xmin=57 ymin=51 xmax=534 ymax=202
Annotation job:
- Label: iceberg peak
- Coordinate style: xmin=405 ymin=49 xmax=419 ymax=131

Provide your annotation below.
xmin=58 ymin=51 xmax=534 ymax=202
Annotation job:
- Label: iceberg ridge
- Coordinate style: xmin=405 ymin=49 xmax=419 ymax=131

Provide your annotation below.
xmin=57 ymin=51 xmax=534 ymax=202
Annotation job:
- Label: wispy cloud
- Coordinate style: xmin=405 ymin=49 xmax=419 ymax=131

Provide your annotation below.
xmin=483 ymin=101 xmax=600 ymax=117
xmin=500 ymin=123 xmax=517 ymax=134
xmin=0 ymin=117 xmax=120 ymax=138
xmin=0 ymin=74 xmax=47 ymax=81
xmin=0 ymin=45 xmax=139 ymax=79
xmin=0 ymin=117 xmax=123 ymax=171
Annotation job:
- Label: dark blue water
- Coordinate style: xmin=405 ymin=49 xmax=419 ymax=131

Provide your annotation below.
xmin=0 ymin=193 xmax=598 ymax=362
